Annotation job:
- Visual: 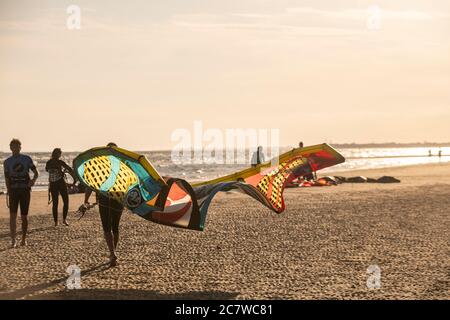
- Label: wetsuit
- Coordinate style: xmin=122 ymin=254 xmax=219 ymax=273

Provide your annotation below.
xmin=97 ymin=194 xmax=124 ymax=234
xmin=4 ymin=154 xmax=36 ymax=216
xmin=45 ymin=159 xmax=72 ymax=223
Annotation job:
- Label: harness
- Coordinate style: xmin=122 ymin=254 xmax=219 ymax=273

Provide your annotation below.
xmin=9 ymin=176 xmax=30 ymax=187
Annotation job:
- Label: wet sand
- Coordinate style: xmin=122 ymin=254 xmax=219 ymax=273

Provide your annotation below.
xmin=0 ymin=162 xmax=449 ymax=300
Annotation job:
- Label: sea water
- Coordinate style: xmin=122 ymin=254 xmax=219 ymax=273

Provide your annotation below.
xmin=0 ymin=147 xmax=449 ymax=192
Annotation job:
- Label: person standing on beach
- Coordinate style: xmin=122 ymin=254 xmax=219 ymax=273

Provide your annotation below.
xmin=83 ymin=142 xmax=124 ymax=267
xmin=251 ymin=146 xmax=266 ymax=167
xmin=46 ymin=148 xmax=76 ymax=227
xmin=3 ymin=139 xmax=39 ymax=247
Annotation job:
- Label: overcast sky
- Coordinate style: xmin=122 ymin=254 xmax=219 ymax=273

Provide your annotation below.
xmin=0 ymin=0 xmax=449 ymax=151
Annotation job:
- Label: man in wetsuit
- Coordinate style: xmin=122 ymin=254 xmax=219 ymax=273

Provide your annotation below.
xmin=46 ymin=148 xmax=76 ymax=226
xmin=84 ymin=142 xmax=124 ymax=267
xmin=3 ymin=139 xmax=39 ymax=247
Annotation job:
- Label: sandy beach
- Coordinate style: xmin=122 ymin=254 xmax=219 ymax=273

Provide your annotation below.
xmin=0 ymin=162 xmax=448 ymax=300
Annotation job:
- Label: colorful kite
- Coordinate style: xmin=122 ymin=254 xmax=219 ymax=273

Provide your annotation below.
xmin=73 ymin=144 xmax=345 ymax=231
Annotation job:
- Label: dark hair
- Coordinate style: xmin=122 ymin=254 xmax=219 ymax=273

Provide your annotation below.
xmin=10 ymin=139 xmax=21 ymax=147
xmin=107 ymin=142 xmax=117 ymax=147
xmin=51 ymin=148 xmax=62 ymax=159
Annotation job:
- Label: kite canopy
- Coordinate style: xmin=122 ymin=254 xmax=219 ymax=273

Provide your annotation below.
xmin=73 ymin=144 xmax=345 ymax=231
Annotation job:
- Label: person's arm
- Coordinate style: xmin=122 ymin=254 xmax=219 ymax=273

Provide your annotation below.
xmin=29 ymin=167 xmax=39 ymax=187
xmin=4 ymin=164 xmax=10 ymax=193
xmin=60 ymin=160 xmax=77 ymax=182
xmin=28 ymin=157 xmax=39 ymax=187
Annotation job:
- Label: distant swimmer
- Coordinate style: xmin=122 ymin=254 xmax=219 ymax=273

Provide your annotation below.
xmin=46 ymin=148 xmax=76 ymax=227
xmin=438 ymin=149 xmax=442 ymax=157
xmin=251 ymin=146 xmax=266 ymax=167
xmin=428 ymin=150 xmax=432 ymax=157
xmin=83 ymin=142 xmax=124 ymax=267
xmin=3 ymin=139 xmax=39 ymax=248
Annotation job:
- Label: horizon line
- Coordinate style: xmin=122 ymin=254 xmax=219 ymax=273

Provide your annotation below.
xmin=1 ymin=142 xmax=450 ymax=153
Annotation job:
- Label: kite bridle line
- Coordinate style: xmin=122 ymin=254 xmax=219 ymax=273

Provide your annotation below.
xmin=75 ymin=202 xmax=99 ymax=220
xmin=76 ymin=194 xmax=132 ymax=221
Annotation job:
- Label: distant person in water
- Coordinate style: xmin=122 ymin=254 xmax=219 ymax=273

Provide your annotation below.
xmin=428 ymin=150 xmax=432 ymax=157
xmin=438 ymin=149 xmax=442 ymax=157
xmin=46 ymin=148 xmax=76 ymax=226
xmin=3 ymin=139 xmax=39 ymax=247
xmin=84 ymin=142 xmax=124 ymax=267
xmin=251 ymin=146 xmax=266 ymax=167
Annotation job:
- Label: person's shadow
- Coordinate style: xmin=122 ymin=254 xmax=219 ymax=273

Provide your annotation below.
xmin=0 ymin=226 xmax=58 ymax=252
xmin=0 ymin=263 xmax=239 ymax=300
xmin=0 ymin=262 xmax=109 ymax=300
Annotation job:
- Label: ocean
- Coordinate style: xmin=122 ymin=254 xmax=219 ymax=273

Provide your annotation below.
xmin=0 ymin=146 xmax=449 ymax=192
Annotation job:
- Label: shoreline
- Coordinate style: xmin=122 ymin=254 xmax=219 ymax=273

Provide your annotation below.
xmin=325 ymin=160 xmax=450 ymax=178
xmin=2 ymin=159 xmax=450 ymax=194
xmin=1 ymin=161 xmax=450 ymax=220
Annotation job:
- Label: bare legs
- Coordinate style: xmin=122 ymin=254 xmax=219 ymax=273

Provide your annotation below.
xmin=9 ymin=189 xmax=30 ymax=246
xmin=99 ymin=198 xmax=123 ymax=267
xmin=113 ymin=232 xmax=119 ymax=250
xmin=9 ymin=213 xmax=28 ymax=247
xmin=103 ymin=232 xmax=117 ymax=266
xmin=10 ymin=212 xmax=17 ymax=247
xmin=20 ymin=215 xmax=28 ymax=245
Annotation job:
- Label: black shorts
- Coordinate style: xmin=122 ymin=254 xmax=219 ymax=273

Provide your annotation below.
xmin=9 ymin=188 xmax=31 ymax=216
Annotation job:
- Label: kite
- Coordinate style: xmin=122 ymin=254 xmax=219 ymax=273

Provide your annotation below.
xmin=73 ymin=144 xmax=345 ymax=231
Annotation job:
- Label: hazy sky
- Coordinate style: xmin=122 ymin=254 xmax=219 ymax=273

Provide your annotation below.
xmin=0 ymin=0 xmax=449 ymax=151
